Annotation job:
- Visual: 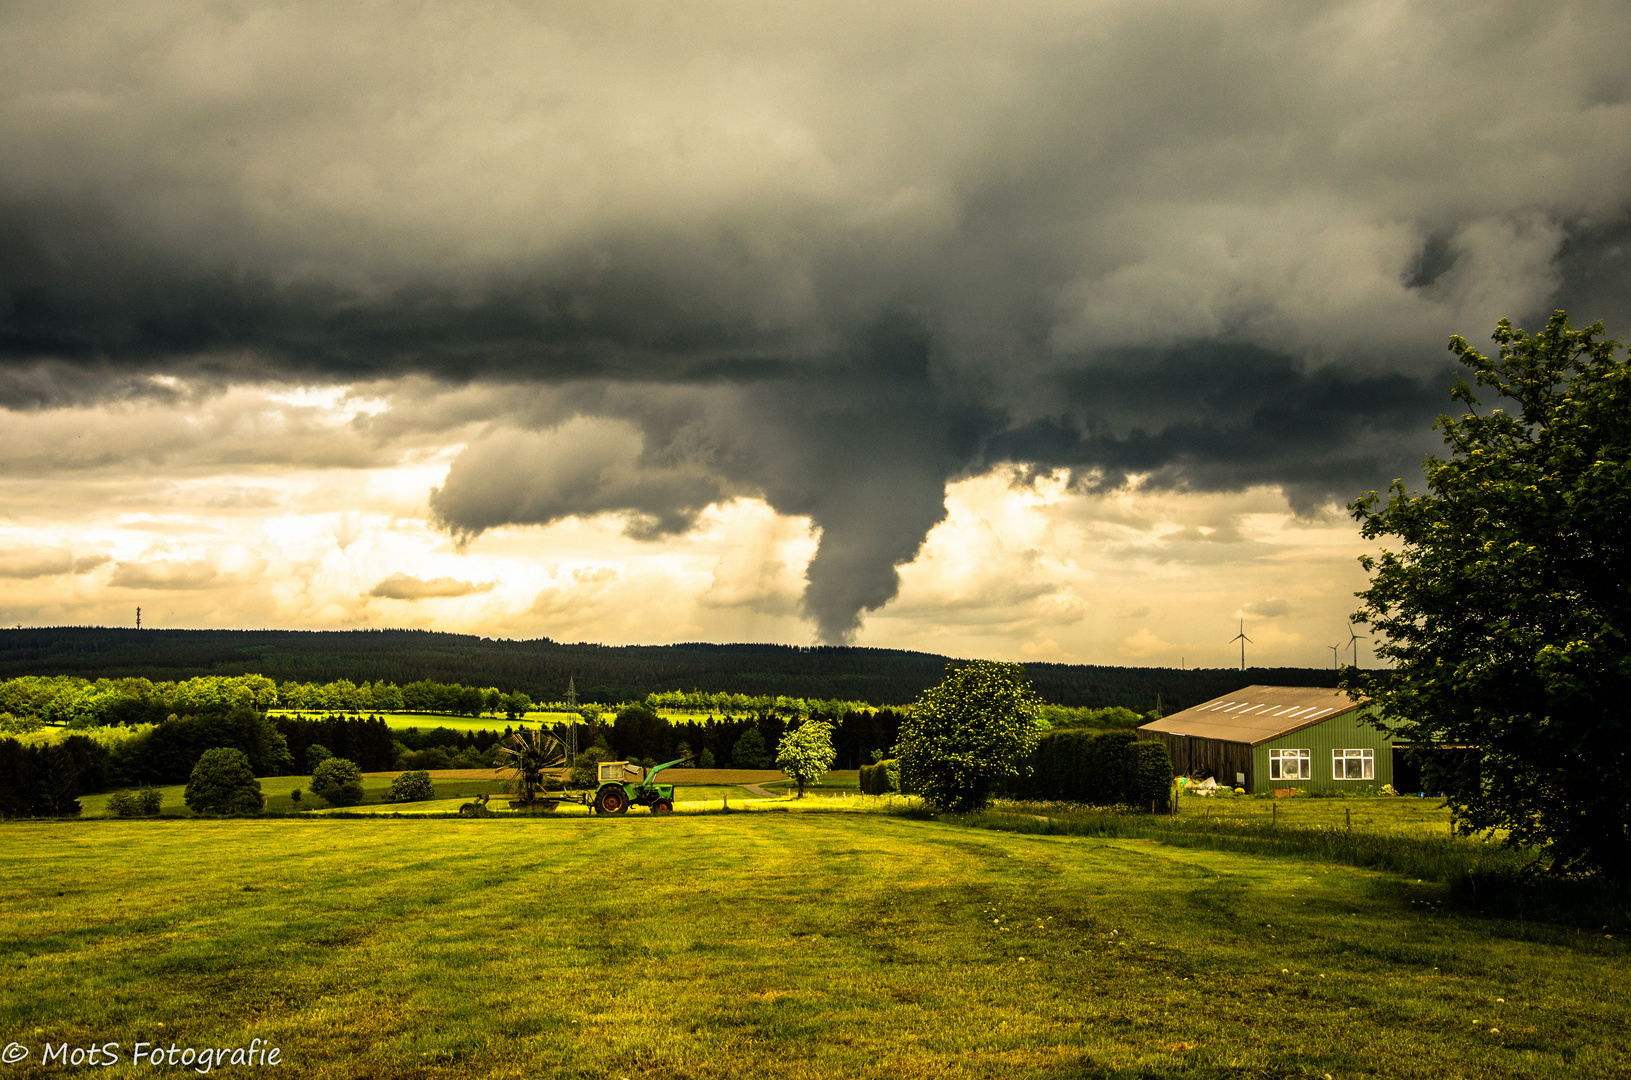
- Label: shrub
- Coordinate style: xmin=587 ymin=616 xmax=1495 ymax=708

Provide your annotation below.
xmin=184 ymin=747 xmax=265 ymax=815
xmin=405 ymin=746 xmax=450 ymax=771
xmin=305 ymin=744 xmax=334 ymax=773
xmin=568 ymin=747 xmax=609 ymax=789
xmin=387 ymin=770 xmax=434 ymax=802
xmin=1124 ymin=739 xmax=1174 ymax=813
xmin=732 ymin=728 xmax=771 ymax=769
xmin=310 ymin=757 xmax=365 ymax=807
xmin=110 ymin=787 xmax=163 ymax=816
xmin=861 ymin=761 xmax=899 ymax=795
xmin=290 ymin=787 xmax=303 ymax=806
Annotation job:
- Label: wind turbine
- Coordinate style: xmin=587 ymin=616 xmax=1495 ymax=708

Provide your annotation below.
xmin=1346 ymin=623 xmax=1369 ymax=667
xmin=1328 ymin=643 xmax=1340 ymax=670
xmin=1230 ymin=618 xmax=1253 ymax=671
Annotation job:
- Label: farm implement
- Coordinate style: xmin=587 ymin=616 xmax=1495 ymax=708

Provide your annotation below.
xmin=475 ymin=727 xmax=688 ymax=816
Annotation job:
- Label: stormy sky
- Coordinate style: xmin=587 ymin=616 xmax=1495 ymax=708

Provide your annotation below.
xmin=1 ymin=1 xmax=1627 ymax=664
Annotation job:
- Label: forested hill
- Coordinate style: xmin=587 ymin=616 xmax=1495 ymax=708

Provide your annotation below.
xmin=0 ymin=628 xmax=1340 ymax=710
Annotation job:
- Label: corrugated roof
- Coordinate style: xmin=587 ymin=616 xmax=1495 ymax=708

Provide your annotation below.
xmin=1138 ymin=685 xmax=1366 ymax=745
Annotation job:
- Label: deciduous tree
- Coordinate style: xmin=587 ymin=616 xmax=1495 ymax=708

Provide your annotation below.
xmin=731 ymin=727 xmax=770 ymax=769
xmin=310 ymin=756 xmax=365 ymax=807
xmin=1349 ymin=311 xmax=1631 ymax=879
xmin=184 ymin=747 xmax=264 ymax=815
xmin=775 ymin=719 xmax=836 ymax=797
xmin=896 ymin=661 xmax=1044 ymax=813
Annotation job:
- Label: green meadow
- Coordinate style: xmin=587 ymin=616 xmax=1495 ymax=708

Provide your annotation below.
xmin=3 ymin=802 xmax=1628 ymax=1079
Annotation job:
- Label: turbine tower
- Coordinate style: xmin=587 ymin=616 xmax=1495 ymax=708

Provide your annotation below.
xmin=1346 ymin=623 xmax=1369 ymax=667
xmin=1328 ymin=643 xmax=1340 ymax=670
xmin=1230 ymin=618 xmax=1253 ymax=672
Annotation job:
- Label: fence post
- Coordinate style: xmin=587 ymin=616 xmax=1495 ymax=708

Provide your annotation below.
xmin=1346 ymin=807 xmax=1351 ymax=829
xmin=1272 ymin=803 xmax=1277 ymax=827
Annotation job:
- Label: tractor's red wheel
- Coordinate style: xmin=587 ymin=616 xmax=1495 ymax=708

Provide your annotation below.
xmin=652 ymin=799 xmax=673 ymax=815
xmin=597 ymin=786 xmax=629 ymax=815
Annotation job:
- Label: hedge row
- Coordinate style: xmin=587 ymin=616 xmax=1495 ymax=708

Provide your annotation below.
xmin=1006 ymin=730 xmax=1172 ymax=811
xmin=859 ymin=759 xmax=899 ymax=795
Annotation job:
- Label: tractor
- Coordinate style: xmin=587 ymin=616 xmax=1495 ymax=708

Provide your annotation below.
xmin=489 ymin=727 xmax=690 ymax=815
xmin=590 ymin=756 xmax=691 ymax=815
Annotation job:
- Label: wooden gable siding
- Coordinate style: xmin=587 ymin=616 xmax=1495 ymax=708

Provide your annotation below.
xmin=1143 ymin=732 xmax=1254 ymax=791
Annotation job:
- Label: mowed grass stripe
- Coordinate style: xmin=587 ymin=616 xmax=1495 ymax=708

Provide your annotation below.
xmin=1 ymin=816 xmax=1626 ymax=1079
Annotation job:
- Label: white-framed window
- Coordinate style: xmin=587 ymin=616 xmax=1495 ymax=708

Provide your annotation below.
xmin=1332 ymin=749 xmax=1374 ymax=780
xmin=1268 ymin=748 xmax=1310 ymax=780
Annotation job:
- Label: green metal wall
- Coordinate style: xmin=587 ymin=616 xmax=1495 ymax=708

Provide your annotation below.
xmin=1251 ymin=706 xmax=1395 ymax=792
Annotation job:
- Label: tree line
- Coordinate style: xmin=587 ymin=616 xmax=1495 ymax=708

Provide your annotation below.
xmin=0 ymin=674 xmax=540 ymax=728
xmin=0 ymin=707 xmax=408 ymax=816
xmin=0 ymin=627 xmax=1340 ymax=710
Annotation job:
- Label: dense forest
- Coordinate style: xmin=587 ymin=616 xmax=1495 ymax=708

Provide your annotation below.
xmin=0 ymin=628 xmax=1339 ymax=711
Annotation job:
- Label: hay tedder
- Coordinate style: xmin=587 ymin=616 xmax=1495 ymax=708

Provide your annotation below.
xmin=478 ymin=727 xmax=687 ymax=816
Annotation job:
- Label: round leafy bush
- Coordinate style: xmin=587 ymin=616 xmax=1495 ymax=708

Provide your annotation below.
xmin=387 ymin=770 xmax=434 ymax=802
xmin=184 ymin=747 xmax=265 ymax=815
xmin=897 ymin=660 xmax=1044 ymax=813
xmin=311 ymin=757 xmax=365 ymax=807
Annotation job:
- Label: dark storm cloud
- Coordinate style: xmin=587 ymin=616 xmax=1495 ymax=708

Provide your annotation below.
xmin=989 ymin=344 xmax=1461 ymax=512
xmin=2 ymin=1 xmax=1629 ymax=640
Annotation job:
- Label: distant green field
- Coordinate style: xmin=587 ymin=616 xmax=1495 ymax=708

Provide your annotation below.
xmin=2 ymin=812 xmax=1625 ymax=1079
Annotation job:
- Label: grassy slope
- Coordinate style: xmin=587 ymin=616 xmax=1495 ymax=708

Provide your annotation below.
xmin=2 ymin=814 xmax=1626 ymax=1079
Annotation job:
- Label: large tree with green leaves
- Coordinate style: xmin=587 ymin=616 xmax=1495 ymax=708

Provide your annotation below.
xmin=775 ymin=718 xmax=836 ymax=798
xmin=310 ymin=756 xmax=365 ymax=808
xmin=896 ymin=660 xmax=1044 ymax=813
xmin=1349 ymin=311 xmax=1631 ymax=879
xmin=183 ymin=747 xmax=264 ymax=815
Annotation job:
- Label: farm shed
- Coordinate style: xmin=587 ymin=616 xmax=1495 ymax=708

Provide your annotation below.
xmin=1137 ymin=685 xmax=1395 ymax=794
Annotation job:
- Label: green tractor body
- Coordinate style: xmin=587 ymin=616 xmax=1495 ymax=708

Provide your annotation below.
xmin=592 ymin=756 xmax=690 ymax=815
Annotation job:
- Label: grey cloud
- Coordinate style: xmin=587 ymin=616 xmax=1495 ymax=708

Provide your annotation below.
xmin=1245 ymin=598 xmax=1294 ymax=619
xmin=369 ymin=573 xmax=495 ymax=600
xmin=3 ymin=2 xmax=1629 ymax=640
xmin=428 ymin=418 xmax=735 ymax=541
xmin=0 ymin=547 xmax=108 ymax=579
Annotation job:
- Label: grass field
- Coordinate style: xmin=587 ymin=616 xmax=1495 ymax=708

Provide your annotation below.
xmin=3 ymin=806 xmax=1628 ymax=1079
